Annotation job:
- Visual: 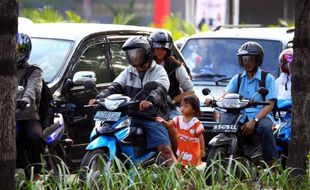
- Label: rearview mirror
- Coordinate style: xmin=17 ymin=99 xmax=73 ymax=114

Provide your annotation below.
xmin=73 ymin=71 xmax=97 ymax=85
xmin=144 ymin=81 xmax=158 ymax=91
xmin=202 ymin=88 xmax=211 ymax=95
xmin=257 ymin=87 xmax=269 ymax=96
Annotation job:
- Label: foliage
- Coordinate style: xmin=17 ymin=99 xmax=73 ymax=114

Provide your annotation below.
xmin=102 ymin=0 xmax=141 ymax=25
xmin=149 ymin=14 xmax=198 ymax=41
xmin=21 ymin=6 xmax=87 ymax=23
xmin=268 ymin=19 xmax=295 ymax=28
xmin=15 ymin=155 xmax=310 ymax=189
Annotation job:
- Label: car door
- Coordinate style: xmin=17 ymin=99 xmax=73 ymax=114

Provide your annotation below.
xmin=65 ymin=37 xmax=114 ymax=143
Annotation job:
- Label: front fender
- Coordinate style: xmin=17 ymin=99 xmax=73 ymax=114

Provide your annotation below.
xmin=208 ymin=133 xmax=238 ymax=154
xmin=86 ymin=136 xmax=117 ymax=160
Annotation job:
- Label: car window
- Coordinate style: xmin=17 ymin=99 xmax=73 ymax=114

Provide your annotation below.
xmin=28 ymin=38 xmax=73 ymax=83
xmin=110 ymin=42 xmax=128 ymax=79
xmin=182 ymin=38 xmax=282 ymax=81
xmin=74 ymin=44 xmax=110 ymax=84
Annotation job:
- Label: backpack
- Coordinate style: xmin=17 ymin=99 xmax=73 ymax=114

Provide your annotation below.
xmin=22 ymin=65 xmax=55 ymax=129
xmin=237 ymin=70 xmax=268 ymax=100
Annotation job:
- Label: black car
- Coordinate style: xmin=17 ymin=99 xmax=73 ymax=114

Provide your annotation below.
xmin=19 ymin=22 xmax=185 ymax=169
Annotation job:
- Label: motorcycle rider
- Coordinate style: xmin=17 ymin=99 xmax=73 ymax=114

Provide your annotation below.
xmin=16 ymin=32 xmax=45 ymax=180
xmin=205 ymin=41 xmax=279 ymax=164
xmin=149 ymin=30 xmax=194 ymax=119
xmin=276 ymin=48 xmax=293 ymax=100
xmin=89 ymin=36 xmax=178 ymax=166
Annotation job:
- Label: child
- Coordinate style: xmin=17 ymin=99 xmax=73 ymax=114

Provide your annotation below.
xmin=156 ymin=95 xmax=205 ymax=168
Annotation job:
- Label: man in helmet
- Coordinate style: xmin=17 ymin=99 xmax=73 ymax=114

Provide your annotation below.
xmin=205 ymin=41 xmax=278 ymax=164
xmin=149 ymin=30 xmax=194 ymax=119
xmin=16 ymin=32 xmax=45 ymax=180
xmin=276 ymin=48 xmax=293 ymax=100
xmin=89 ymin=36 xmax=178 ymax=166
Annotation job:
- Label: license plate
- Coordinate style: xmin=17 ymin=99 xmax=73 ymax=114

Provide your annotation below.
xmin=212 ymin=124 xmax=238 ymax=133
xmin=94 ymin=111 xmax=121 ymax=121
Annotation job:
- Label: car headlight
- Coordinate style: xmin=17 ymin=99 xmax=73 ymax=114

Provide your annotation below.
xmin=105 ymin=99 xmax=124 ymax=110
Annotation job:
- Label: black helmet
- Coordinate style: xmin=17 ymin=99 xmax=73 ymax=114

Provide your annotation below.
xmin=237 ymin=41 xmax=264 ymax=67
xmin=122 ymin=36 xmax=151 ymax=67
xmin=149 ymin=30 xmax=173 ymax=50
xmin=16 ymin=32 xmax=32 ymax=65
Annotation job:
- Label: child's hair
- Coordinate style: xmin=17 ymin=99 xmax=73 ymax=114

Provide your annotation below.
xmin=182 ymin=95 xmax=202 ymax=117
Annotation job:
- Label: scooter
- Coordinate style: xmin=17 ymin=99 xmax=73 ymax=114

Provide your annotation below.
xmin=273 ymin=99 xmax=292 ymax=167
xmin=16 ymin=86 xmax=70 ymax=174
xmin=80 ymin=81 xmax=163 ymax=180
xmin=202 ymin=87 xmax=270 ymax=183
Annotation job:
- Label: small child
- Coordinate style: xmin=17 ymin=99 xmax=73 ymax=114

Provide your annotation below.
xmin=156 ymin=95 xmax=205 ymax=168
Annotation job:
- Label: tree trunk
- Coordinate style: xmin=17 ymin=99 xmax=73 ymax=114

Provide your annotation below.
xmin=0 ymin=1 xmax=18 ymax=189
xmin=287 ymin=0 xmax=310 ymax=177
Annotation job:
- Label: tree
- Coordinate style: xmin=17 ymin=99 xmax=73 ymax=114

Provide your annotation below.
xmin=287 ymin=0 xmax=310 ymax=178
xmin=0 ymin=0 xmax=18 ymax=189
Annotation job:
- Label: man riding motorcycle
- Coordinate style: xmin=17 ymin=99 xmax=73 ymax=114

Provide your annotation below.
xmin=205 ymin=41 xmax=278 ymax=164
xmin=16 ymin=32 xmax=45 ymax=180
xmin=89 ymin=36 xmax=177 ymax=166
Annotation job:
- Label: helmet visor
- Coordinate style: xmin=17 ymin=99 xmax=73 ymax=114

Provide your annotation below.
xmin=152 ymin=42 xmax=172 ymax=49
xmin=126 ymin=48 xmax=146 ymax=67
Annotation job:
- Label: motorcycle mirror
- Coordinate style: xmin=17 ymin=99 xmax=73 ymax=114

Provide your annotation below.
xmin=144 ymin=81 xmax=158 ymax=91
xmin=257 ymin=87 xmax=269 ymax=96
xmin=202 ymin=88 xmax=211 ymax=96
xmin=83 ymin=79 xmax=99 ymax=93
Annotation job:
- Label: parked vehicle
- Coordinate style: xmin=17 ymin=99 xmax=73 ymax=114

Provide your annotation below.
xmin=80 ymin=81 xmax=162 ymax=180
xmin=18 ymin=22 xmax=186 ymax=170
xmin=180 ymin=26 xmax=294 ymax=143
xmin=273 ymin=99 xmax=292 ymax=167
xmin=202 ymin=87 xmax=270 ymax=182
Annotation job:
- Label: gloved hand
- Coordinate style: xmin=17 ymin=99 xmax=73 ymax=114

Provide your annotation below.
xmin=16 ymin=99 xmax=29 ymax=110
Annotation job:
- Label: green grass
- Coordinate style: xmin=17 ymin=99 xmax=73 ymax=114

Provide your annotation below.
xmin=15 ymin=155 xmax=310 ymax=190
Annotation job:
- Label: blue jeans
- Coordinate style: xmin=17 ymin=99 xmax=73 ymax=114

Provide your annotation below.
xmin=131 ymin=119 xmax=171 ymax=149
xmin=255 ymin=117 xmax=279 ymax=162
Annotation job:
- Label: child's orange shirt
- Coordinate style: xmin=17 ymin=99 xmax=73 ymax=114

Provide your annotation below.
xmin=173 ymin=116 xmax=204 ymax=166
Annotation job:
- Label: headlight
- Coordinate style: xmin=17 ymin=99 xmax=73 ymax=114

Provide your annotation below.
xmin=217 ymin=93 xmax=241 ymax=108
xmin=105 ymin=99 xmax=124 ymax=110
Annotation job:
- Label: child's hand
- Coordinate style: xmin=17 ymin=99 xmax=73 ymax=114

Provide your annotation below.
xmin=156 ymin=116 xmax=165 ymax=123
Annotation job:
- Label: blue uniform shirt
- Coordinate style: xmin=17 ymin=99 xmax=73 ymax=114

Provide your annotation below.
xmin=225 ymin=68 xmax=277 ymax=123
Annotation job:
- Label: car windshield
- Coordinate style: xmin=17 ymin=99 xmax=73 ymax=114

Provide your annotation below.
xmin=181 ymin=38 xmax=282 ymax=82
xmin=28 ymin=38 xmax=73 ymax=83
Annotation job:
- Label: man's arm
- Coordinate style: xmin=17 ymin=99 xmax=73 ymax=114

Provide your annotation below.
xmin=174 ymin=65 xmax=195 ymax=104
xmin=23 ymin=68 xmax=43 ymax=105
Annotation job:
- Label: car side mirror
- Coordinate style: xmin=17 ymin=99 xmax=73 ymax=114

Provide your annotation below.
xmin=72 ymin=71 xmax=97 ymax=85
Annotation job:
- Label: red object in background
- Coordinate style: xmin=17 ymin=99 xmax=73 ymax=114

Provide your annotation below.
xmin=154 ymin=0 xmax=170 ymax=27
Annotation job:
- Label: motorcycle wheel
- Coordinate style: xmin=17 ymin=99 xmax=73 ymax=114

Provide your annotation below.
xmin=205 ymin=146 xmax=228 ymax=185
xmin=45 ymin=147 xmax=65 ymax=175
xmin=79 ymin=149 xmax=111 ymax=185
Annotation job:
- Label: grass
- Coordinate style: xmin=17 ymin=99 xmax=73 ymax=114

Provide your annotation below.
xmin=15 ymin=155 xmax=310 ymax=190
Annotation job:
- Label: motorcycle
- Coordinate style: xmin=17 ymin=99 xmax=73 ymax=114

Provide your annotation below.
xmin=202 ymin=87 xmax=270 ymax=183
xmin=80 ymin=81 xmax=163 ymax=180
xmin=16 ymin=86 xmax=71 ymax=174
xmin=273 ymin=99 xmax=292 ymax=167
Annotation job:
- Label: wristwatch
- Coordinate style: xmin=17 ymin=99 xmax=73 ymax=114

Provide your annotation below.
xmin=254 ymin=117 xmax=260 ymax=123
